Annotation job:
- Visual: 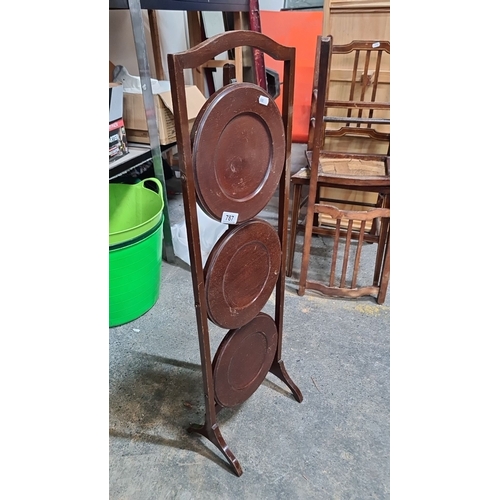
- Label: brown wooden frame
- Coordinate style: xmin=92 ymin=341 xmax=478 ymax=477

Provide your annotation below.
xmin=167 ymin=29 xmax=302 ymax=477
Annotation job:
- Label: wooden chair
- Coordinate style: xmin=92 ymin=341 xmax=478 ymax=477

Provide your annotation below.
xmin=286 ymin=35 xmax=390 ymax=304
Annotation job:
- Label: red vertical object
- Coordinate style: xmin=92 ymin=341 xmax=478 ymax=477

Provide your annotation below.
xmin=248 ymin=0 xmax=267 ymax=90
xmin=260 ymin=10 xmax=323 ymax=142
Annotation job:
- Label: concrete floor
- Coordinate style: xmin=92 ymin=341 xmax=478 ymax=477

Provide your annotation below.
xmin=109 ymin=143 xmax=390 ymax=499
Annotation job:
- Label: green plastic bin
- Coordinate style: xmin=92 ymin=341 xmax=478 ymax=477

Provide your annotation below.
xmin=109 ymin=216 xmax=164 ymax=327
xmin=109 ymin=178 xmax=164 ymax=246
xmin=109 ymin=178 xmax=164 ymax=327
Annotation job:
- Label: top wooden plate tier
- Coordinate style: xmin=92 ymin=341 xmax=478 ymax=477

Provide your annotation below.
xmin=191 ymin=83 xmax=286 ymax=223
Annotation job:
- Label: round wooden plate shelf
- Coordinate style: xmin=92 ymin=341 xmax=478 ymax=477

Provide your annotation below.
xmin=191 ymin=82 xmax=286 ymax=222
xmin=204 ymin=218 xmax=281 ymax=329
xmin=212 ymin=312 xmax=278 ymax=408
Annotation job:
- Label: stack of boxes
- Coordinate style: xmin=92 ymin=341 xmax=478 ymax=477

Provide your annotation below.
xmin=108 ymin=60 xmax=207 ymax=162
xmin=109 ymin=82 xmax=129 ymax=163
xmin=122 ymin=85 xmax=206 ymax=146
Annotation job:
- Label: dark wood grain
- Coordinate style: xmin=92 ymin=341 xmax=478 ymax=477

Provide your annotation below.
xmin=212 ymin=312 xmax=278 ymax=408
xmin=204 ymin=219 xmax=281 ymax=329
xmin=191 ymin=83 xmax=285 ymax=222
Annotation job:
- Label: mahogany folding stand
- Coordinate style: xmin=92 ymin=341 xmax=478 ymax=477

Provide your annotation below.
xmin=167 ymin=30 xmax=302 ymax=477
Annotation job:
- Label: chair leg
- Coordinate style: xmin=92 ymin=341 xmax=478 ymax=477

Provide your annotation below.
xmin=376 ymin=231 xmax=390 ymax=304
xmin=368 ymin=193 xmax=386 ymax=238
xmin=374 ymin=195 xmax=390 ymax=303
xmin=298 ymin=206 xmax=315 ymax=297
xmin=372 ymin=217 xmax=388 ymax=287
xmin=286 ymin=183 xmax=302 ymax=277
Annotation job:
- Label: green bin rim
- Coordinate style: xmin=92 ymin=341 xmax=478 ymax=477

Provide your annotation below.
xmin=109 ymin=178 xmax=164 ymax=246
xmin=109 ymin=216 xmax=164 ymax=251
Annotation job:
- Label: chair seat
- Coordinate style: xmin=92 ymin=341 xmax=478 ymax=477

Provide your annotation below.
xmin=306 ymin=151 xmax=389 ymax=184
xmin=292 ymin=152 xmax=390 ymax=192
xmin=319 ymin=157 xmax=385 ymax=177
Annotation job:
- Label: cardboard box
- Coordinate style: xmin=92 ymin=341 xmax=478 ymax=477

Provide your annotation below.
xmin=109 ymin=82 xmax=128 ymax=162
xmin=123 ymin=85 xmax=207 ymax=146
xmin=109 ymin=118 xmax=129 ymax=162
xmin=109 ymin=61 xmax=116 ymax=83
xmin=109 ymin=83 xmax=124 ymax=123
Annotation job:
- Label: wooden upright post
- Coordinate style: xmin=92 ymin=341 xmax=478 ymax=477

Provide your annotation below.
xmin=147 ymin=10 xmax=166 ymax=80
xmin=187 ymin=11 xmax=246 ymax=95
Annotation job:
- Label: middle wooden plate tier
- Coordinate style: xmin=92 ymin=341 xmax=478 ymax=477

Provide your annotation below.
xmin=204 ymin=218 xmax=281 ymax=329
xmin=191 ymin=82 xmax=286 ymax=223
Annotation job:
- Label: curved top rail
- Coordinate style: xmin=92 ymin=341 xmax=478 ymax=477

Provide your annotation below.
xmin=316 ymin=204 xmax=390 ymax=221
xmin=168 ymin=30 xmax=295 ymax=69
xmin=325 ymin=127 xmax=390 ymax=142
xmin=331 ymin=40 xmax=390 ymax=54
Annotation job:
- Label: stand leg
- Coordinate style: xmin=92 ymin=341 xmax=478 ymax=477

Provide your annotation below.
xmin=188 ymin=421 xmax=243 ymax=477
xmin=286 ymin=183 xmax=302 ymax=277
xmin=270 ymin=359 xmax=303 ymax=403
